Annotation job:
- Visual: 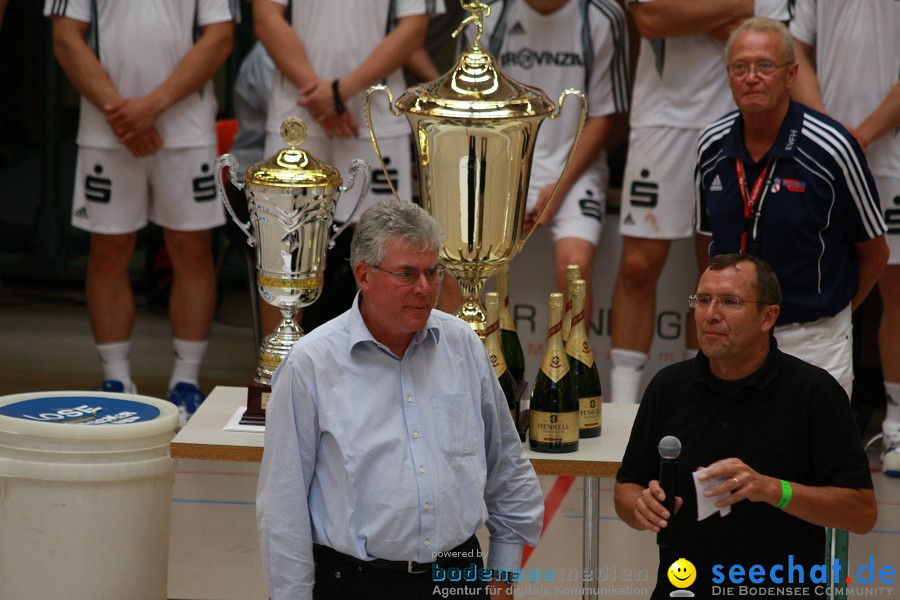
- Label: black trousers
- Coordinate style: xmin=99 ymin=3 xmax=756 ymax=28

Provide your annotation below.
xmin=312 ymin=536 xmax=491 ymax=600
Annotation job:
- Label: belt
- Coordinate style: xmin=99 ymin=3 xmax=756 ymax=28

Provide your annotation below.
xmin=313 ymin=535 xmax=480 ymax=576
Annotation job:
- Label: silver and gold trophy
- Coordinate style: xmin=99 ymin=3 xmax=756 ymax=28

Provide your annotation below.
xmin=365 ymin=0 xmax=586 ymax=336
xmin=215 ymin=117 xmax=370 ymax=424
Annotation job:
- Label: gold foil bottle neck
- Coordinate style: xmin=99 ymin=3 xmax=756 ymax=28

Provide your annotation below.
xmin=548 ymin=292 xmax=564 ymax=312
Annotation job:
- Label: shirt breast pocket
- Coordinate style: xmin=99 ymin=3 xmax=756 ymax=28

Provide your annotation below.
xmin=432 ymin=393 xmax=478 ymax=457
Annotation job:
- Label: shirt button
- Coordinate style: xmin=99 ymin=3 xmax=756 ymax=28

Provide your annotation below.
xmin=722 ymin=422 xmax=729 ymax=429
xmin=406 ymin=395 xmax=413 ymax=403
xmin=423 ymin=503 xmax=431 ymax=510
xmin=424 ymin=539 xmax=431 ymax=547
xmin=412 ymin=431 xmax=420 ymax=439
xmin=419 ymin=466 xmax=426 ymax=474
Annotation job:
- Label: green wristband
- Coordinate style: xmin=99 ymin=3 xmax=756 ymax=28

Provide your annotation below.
xmin=776 ymin=479 xmax=792 ymax=510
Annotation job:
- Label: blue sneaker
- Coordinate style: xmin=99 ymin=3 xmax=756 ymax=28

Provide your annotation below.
xmin=883 ymin=423 xmax=900 ymax=478
xmin=97 ymin=380 xmax=137 ymax=394
xmin=168 ymin=382 xmax=205 ymax=429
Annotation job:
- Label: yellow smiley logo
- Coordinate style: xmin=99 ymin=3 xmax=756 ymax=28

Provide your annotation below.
xmin=667 ymin=558 xmax=696 ymax=589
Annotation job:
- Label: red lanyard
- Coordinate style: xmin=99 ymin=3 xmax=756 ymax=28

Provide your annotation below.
xmin=735 ymin=158 xmax=776 ymax=254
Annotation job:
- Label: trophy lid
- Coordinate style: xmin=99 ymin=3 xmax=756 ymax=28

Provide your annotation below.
xmin=245 ymin=118 xmax=341 ymax=188
xmin=394 ymin=3 xmax=555 ymax=120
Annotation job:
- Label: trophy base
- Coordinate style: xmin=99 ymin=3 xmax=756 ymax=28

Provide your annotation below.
xmin=241 ymin=380 xmax=270 ymax=426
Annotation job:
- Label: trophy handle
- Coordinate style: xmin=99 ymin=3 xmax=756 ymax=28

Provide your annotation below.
xmin=365 ymin=84 xmax=404 ymax=202
xmin=330 ymin=158 xmax=372 ymax=247
xmin=215 ymin=153 xmax=255 ymax=247
xmin=518 ymin=88 xmax=588 ymax=250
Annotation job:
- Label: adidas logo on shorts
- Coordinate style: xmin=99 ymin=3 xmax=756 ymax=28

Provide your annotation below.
xmin=73 ymin=207 xmax=89 ymax=220
xmin=710 ymin=175 xmax=723 ymax=192
xmin=510 ymin=21 xmax=527 ymax=35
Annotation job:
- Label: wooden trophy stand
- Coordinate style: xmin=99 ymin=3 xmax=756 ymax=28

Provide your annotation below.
xmin=241 ymin=380 xmax=270 ymax=426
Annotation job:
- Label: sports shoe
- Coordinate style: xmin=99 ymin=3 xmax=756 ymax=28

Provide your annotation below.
xmin=97 ymin=379 xmax=137 ymax=394
xmin=882 ymin=422 xmax=900 ymax=478
xmin=168 ymin=382 xmax=205 ymax=429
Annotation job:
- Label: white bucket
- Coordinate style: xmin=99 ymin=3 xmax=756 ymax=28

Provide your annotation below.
xmin=0 ymin=391 xmax=179 ymax=600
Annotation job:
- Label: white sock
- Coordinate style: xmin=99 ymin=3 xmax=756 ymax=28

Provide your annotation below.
xmin=97 ymin=341 xmax=133 ymax=389
xmin=609 ymin=348 xmax=648 ymax=404
xmin=884 ymin=381 xmax=900 ymax=430
xmin=169 ymin=339 xmax=208 ymax=391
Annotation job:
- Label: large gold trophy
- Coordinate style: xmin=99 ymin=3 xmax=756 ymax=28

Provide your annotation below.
xmin=365 ymin=0 xmax=586 ymax=335
xmin=215 ymin=118 xmax=370 ymax=424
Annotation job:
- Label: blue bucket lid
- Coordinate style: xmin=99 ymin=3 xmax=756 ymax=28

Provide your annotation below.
xmin=0 ymin=392 xmax=179 ymax=438
xmin=0 ymin=395 xmax=161 ymax=424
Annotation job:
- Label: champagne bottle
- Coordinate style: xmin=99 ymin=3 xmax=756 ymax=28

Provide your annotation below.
xmin=496 ymin=264 xmax=526 ymax=386
xmin=565 ymin=279 xmax=602 ymax=438
xmin=561 ymin=264 xmax=581 ymax=345
xmin=529 ymin=292 xmax=579 ymax=453
xmin=484 ymin=292 xmax=519 ymax=429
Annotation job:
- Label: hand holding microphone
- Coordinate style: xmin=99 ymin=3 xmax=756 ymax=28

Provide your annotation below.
xmin=656 ymin=435 xmax=682 ymax=548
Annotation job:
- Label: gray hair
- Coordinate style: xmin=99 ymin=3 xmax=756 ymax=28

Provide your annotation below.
xmin=350 ymin=200 xmax=443 ymax=267
xmin=725 ymin=17 xmax=795 ymax=65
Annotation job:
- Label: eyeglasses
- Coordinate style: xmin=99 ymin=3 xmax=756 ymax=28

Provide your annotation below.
xmin=727 ymin=61 xmax=792 ymax=78
xmin=371 ymin=264 xmax=445 ymax=286
xmin=688 ymin=294 xmax=771 ymax=311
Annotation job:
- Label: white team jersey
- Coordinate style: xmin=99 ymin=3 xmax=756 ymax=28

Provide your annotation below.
xmin=472 ymin=0 xmax=629 ymax=174
xmin=44 ymin=0 xmax=235 ymax=150
xmin=267 ymin=0 xmax=445 ymax=141
xmin=790 ymin=0 xmax=900 ymax=177
xmin=626 ymin=0 xmax=789 ymax=130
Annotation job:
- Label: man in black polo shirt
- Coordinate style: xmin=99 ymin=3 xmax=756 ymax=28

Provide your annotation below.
xmin=694 ymin=17 xmax=889 ymax=399
xmin=614 ymin=254 xmax=876 ymax=599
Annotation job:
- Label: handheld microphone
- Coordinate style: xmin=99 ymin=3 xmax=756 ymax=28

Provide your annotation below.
xmin=656 ymin=435 xmax=682 ymax=548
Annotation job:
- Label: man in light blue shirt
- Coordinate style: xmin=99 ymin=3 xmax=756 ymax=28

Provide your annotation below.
xmin=257 ymin=200 xmax=544 ymax=600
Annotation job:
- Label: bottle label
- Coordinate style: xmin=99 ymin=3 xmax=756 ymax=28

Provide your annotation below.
xmin=490 ymin=351 xmax=509 ymax=379
xmin=539 ymin=350 xmax=570 ymax=383
xmin=579 ymin=395 xmax=602 ymax=429
xmin=530 ymin=410 xmax=579 ymax=444
xmin=565 ymin=310 xmax=595 ymax=368
xmin=484 ymin=320 xmax=500 ymax=338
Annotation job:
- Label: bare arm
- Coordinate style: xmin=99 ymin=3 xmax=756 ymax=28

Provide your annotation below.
xmin=106 ymin=20 xmax=233 ymax=144
xmin=629 ymin=0 xmax=752 ymax=40
xmin=252 ymin=0 xmax=318 ymax=92
xmin=51 ymin=16 xmax=124 ymax=115
xmin=697 ymin=458 xmax=877 ymax=534
xmin=51 ymin=16 xmax=161 ymax=156
xmin=404 ymin=46 xmax=441 ymax=83
xmin=338 ymin=14 xmax=430 ymax=101
xmin=852 ymin=236 xmax=889 ymax=310
xmin=854 ymin=81 xmax=900 ymax=151
xmin=790 ymin=39 xmax=827 ymax=113
xmin=526 ymin=115 xmax=612 ymax=231
xmin=299 ymin=14 xmax=431 ymax=121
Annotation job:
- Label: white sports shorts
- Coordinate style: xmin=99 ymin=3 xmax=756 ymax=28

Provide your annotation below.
xmin=619 ymin=126 xmax=700 ymax=240
xmin=528 ymin=157 xmax=609 ymax=245
xmin=875 ymin=175 xmax=900 ymax=265
xmin=775 ymin=304 xmax=853 ymax=400
xmin=72 ymin=145 xmax=225 ymax=234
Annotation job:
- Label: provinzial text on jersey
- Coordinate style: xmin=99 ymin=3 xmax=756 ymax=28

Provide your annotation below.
xmin=499 ymin=50 xmax=584 ymax=69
